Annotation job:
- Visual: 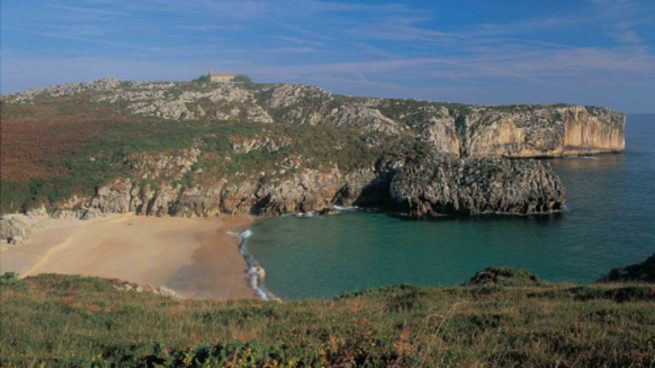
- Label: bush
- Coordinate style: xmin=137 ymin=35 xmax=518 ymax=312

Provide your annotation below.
xmin=233 ymin=74 xmax=253 ymax=86
xmin=465 ymin=267 xmax=541 ymax=287
xmin=0 ymin=272 xmax=20 ymax=286
xmin=601 ymin=254 xmax=655 ymax=282
xmin=192 ymin=74 xmax=209 ymax=82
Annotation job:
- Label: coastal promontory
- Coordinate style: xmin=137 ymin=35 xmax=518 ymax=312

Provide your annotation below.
xmin=0 ymin=78 xmax=624 ymax=222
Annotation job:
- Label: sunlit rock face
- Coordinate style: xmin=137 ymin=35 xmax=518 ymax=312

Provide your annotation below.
xmin=462 ymin=106 xmax=625 ymax=158
xmin=561 ymin=107 xmax=625 ymax=154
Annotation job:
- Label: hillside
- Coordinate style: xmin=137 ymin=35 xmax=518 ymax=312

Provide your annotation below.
xmin=0 ymin=78 xmax=624 ymax=218
xmin=1 ymin=265 xmax=653 ymax=367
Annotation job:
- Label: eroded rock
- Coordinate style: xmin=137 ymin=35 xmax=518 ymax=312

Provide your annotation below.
xmin=389 ymin=154 xmax=565 ymax=217
xmin=0 ymin=215 xmax=32 ymax=244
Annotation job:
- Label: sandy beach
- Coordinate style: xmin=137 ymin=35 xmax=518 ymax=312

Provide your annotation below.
xmin=0 ymin=214 xmax=256 ymax=300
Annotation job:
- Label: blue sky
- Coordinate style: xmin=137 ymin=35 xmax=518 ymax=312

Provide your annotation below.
xmin=2 ymin=0 xmax=654 ymax=112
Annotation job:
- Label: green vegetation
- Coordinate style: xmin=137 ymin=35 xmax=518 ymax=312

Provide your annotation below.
xmin=1 ymin=271 xmax=653 ymax=367
xmin=2 ymin=79 xmax=417 ymax=214
xmin=465 ymin=267 xmax=541 ymax=287
xmin=191 ymin=74 xmax=252 ymax=86
xmin=602 ymin=254 xmax=655 ymax=283
xmin=0 ymin=108 xmax=402 ymax=213
xmin=1 ymin=118 xmax=206 ymax=213
xmin=233 ymin=74 xmax=254 ymax=87
xmin=193 ymin=74 xmax=210 ymax=83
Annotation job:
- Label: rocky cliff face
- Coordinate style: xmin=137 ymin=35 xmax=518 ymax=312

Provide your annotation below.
xmin=463 ymin=106 xmax=625 ymax=157
xmin=73 ymin=167 xmax=375 ymax=218
xmin=2 ymin=78 xmax=624 ymax=220
xmin=58 ymin=149 xmax=564 ymax=219
xmin=389 ymin=154 xmax=565 ymax=217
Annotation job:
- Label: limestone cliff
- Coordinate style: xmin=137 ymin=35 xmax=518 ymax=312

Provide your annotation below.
xmin=463 ymin=106 xmax=625 ymax=157
xmin=389 ymin=154 xmax=565 ymax=217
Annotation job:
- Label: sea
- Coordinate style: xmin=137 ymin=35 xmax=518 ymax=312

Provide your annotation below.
xmin=245 ymin=114 xmax=655 ymax=300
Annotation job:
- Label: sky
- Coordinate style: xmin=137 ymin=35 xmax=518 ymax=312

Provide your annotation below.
xmin=1 ymin=0 xmax=654 ymax=112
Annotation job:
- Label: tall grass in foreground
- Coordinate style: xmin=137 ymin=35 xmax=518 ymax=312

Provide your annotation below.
xmin=1 ymin=273 xmax=654 ymax=367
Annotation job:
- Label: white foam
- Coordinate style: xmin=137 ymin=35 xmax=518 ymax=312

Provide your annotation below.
xmin=235 ymin=228 xmax=271 ymax=301
xmin=240 ymin=229 xmax=253 ymax=239
xmin=333 ymin=205 xmax=358 ymax=213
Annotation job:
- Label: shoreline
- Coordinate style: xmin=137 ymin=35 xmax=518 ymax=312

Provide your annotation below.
xmin=234 ymin=205 xmax=362 ymax=301
xmin=230 ymin=228 xmax=274 ymax=301
xmin=0 ymin=213 xmax=258 ymax=301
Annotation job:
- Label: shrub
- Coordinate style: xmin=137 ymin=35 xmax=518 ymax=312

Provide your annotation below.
xmin=0 ymin=272 xmax=20 ymax=286
xmin=465 ymin=267 xmax=541 ymax=287
xmin=601 ymin=254 xmax=655 ymax=282
xmin=192 ymin=74 xmax=210 ymax=82
xmin=233 ymin=74 xmax=253 ymax=86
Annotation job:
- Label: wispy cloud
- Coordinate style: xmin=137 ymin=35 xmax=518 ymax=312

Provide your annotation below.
xmin=46 ymin=4 xmax=130 ymax=17
xmin=265 ymin=47 xmax=317 ymax=54
xmin=2 ymin=0 xmax=654 ymax=111
xmin=6 ymin=27 xmax=142 ymax=49
xmin=176 ymin=24 xmax=243 ymax=32
xmin=269 ymin=35 xmax=325 ymax=47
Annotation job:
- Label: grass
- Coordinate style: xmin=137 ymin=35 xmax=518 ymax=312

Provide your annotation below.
xmin=0 ymin=272 xmax=653 ymax=367
xmin=1 ymin=117 xmax=204 ymax=213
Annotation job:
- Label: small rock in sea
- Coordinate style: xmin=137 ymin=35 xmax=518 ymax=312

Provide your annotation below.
xmin=319 ymin=208 xmax=337 ymax=216
xmin=256 ymin=266 xmax=266 ymax=280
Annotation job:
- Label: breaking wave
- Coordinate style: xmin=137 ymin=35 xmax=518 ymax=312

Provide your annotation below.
xmin=230 ymin=229 xmax=271 ymax=301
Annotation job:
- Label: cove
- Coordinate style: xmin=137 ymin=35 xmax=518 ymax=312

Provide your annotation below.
xmin=246 ymin=114 xmax=655 ymax=300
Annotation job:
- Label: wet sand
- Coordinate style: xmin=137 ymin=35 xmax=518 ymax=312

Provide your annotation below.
xmin=0 ymin=214 xmax=255 ymax=300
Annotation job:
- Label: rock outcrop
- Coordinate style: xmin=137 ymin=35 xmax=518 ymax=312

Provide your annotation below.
xmin=53 ymin=151 xmax=566 ymax=219
xmin=0 ymin=215 xmax=32 ymax=244
xmin=0 ymin=210 xmax=51 ymax=244
xmin=62 ymin=167 xmax=376 ymax=218
xmin=463 ymin=106 xmax=625 ymax=157
xmin=389 ymin=154 xmax=565 ymax=217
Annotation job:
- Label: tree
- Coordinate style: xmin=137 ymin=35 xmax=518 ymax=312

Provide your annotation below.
xmin=233 ymin=74 xmax=253 ymax=85
xmin=193 ymin=74 xmax=210 ymax=82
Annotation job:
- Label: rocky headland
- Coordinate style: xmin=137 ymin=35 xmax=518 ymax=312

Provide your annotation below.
xmin=0 ymin=77 xmax=625 ymax=241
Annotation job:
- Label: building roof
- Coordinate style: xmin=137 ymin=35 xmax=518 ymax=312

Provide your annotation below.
xmin=208 ymin=72 xmax=237 ymax=77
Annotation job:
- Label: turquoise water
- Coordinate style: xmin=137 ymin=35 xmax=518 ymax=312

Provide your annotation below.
xmin=246 ymin=114 xmax=655 ymax=300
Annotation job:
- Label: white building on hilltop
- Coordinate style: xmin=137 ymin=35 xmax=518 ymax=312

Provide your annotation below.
xmin=208 ymin=72 xmax=237 ymax=83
